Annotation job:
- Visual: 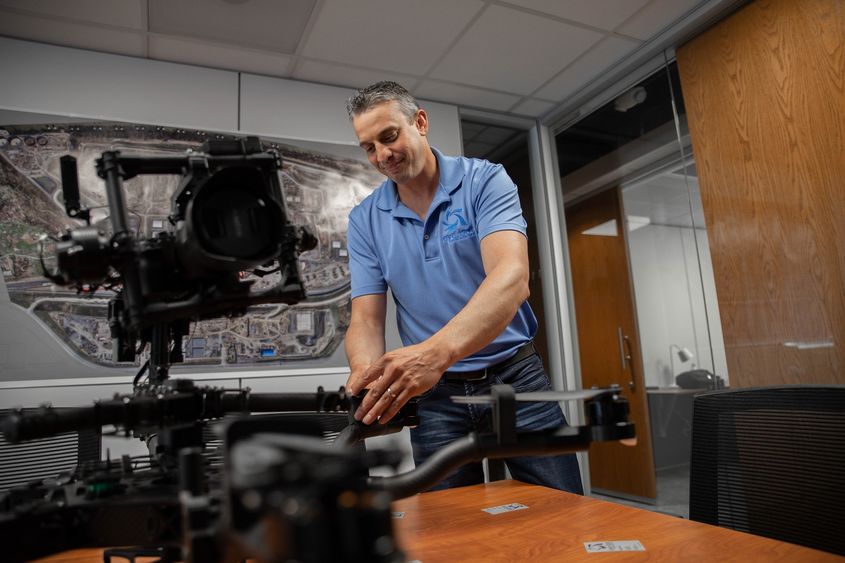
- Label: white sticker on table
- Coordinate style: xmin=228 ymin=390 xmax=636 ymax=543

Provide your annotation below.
xmin=482 ymin=502 xmax=528 ymax=515
xmin=584 ymin=540 xmax=645 ymax=552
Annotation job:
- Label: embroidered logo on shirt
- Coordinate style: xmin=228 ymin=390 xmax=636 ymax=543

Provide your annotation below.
xmin=442 ymin=208 xmax=467 ymax=234
xmin=442 ymin=208 xmax=475 ymax=243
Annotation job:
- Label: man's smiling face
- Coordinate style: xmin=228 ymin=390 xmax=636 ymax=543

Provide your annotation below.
xmin=352 ymin=100 xmax=430 ymax=185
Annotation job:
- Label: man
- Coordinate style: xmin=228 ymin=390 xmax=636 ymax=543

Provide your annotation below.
xmin=344 ymin=81 xmax=582 ymax=493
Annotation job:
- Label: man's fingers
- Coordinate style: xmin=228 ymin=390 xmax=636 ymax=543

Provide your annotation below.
xmin=355 ymin=370 xmax=396 ymax=421
xmin=376 ymin=387 xmax=412 ymax=425
xmin=362 ymin=384 xmax=407 ymax=425
xmin=353 ymin=359 xmax=398 ymax=417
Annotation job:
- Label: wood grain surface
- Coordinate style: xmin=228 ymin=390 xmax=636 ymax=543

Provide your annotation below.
xmin=677 ymin=0 xmax=845 ymax=387
xmin=33 ymin=481 xmax=843 ymax=562
xmin=394 ymin=480 xmax=844 ymax=562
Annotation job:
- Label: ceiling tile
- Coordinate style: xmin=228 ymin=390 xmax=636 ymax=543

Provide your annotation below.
xmin=414 ymin=80 xmax=522 ymax=112
xmin=0 ymin=0 xmax=146 ymax=29
xmin=464 ymin=140 xmax=498 ymax=159
xmin=510 ymin=98 xmax=557 ymax=117
xmin=0 ymin=10 xmax=145 ymax=57
xmin=501 ymin=0 xmax=651 ymax=31
xmin=480 ymin=125 xmax=521 ymax=144
xmin=617 ymin=0 xmax=704 ymax=41
xmin=293 ymin=59 xmax=417 ymax=90
xmin=535 ymin=35 xmax=640 ymax=101
xmin=149 ymin=0 xmax=316 ymax=53
xmin=430 ymin=4 xmax=603 ymax=95
xmin=302 ymin=0 xmax=484 ymax=75
xmin=149 ymin=35 xmax=293 ymax=78
xmin=461 ymin=121 xmax=487 ymax=140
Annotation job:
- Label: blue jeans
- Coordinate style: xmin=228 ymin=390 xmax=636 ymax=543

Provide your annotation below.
xmin=410 ymin=352 xmax=584 ymax=494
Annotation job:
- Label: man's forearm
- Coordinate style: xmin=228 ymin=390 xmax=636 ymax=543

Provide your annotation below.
xmin=426 ymin=262 xmax=529 ymax=369
xmin=345 ymin=318 xmax=386 ymax=372
xmin=347 ymin=233 xmax=531 ymax=424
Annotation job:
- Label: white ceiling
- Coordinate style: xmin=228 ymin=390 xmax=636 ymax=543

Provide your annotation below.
xmin=0 ymin=0 xmax=729 ymax=120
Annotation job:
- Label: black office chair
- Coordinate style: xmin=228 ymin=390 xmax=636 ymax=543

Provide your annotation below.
xmin=689 ymin=385 xmax=845 ymax=555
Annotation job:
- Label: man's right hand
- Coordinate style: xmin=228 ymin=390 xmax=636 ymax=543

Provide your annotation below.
xmin=347 ymin=341 xmax=452 ymax=425
xmin=345 ymin=366 xmax=370 ymax=397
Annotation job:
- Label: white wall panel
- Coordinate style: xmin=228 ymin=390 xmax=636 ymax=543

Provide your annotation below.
xmin=0 ymin=37 xmax=239 ymax=131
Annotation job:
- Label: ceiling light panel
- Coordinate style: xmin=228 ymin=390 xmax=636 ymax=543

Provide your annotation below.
xmin=582 ymin=219 xmax=618 ymax=237
xmin=616 ymin=0 xmax=704 ymax=41
xmin=0 ymin=10 xmax=146 ymax=56
xmin=430 ymin=4 xmax=603 ymax=95
xmin=0 ymin=0 xmax=146 ymax=29
xmin=501 ymin=0 xmax=651 ymax=31
xmin=149 ymin=0 xmax=317 ymax=53
xmin=302 ymin=0 xmax=484 ymax=75
xmin=148 ymin=35 xmax=293 ymax=77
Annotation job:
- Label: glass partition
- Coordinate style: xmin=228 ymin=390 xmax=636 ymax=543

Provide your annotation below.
xmin=556 ymin=58 xmax=724 ymax=515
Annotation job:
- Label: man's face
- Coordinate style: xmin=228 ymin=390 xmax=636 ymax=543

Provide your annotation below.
xmin=352 ymin=101 xmax=430 ymax=185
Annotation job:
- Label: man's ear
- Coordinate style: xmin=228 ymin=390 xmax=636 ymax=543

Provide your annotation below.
xmin=415 ymin=109 xmax=429 ymax=136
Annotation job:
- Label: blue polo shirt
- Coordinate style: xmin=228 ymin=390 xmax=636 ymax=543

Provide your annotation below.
xmin=347 ymin=147 xmax=537 ymax=371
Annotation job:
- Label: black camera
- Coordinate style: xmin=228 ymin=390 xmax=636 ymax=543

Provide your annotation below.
xmin=42 ymin=136 xmax=316 ymax=378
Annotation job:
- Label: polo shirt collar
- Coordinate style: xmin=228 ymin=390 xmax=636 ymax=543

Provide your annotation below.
xmin=434 ymin=147 xmax=464 ymax=195
xmin=374 ymin=147 xmax=464 ymax=216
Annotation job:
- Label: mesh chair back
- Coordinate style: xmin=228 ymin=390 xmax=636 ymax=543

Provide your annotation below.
xmin=689 ymin=386 xmax=845 ymax=555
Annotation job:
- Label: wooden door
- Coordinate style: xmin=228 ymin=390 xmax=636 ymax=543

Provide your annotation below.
xmin=566 ymin=187 xmax=656 ymax=500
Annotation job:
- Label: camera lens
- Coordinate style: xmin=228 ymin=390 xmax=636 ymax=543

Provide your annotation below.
xmin=176 ymin=165 xmax=285 ymax=276
xmin=194 ymin=166 xmax=282 ymax=259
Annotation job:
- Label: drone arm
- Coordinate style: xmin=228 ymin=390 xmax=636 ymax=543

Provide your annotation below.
xmin=367 ymin=388 xmax=635 ymax=499
xmin=1 ymin=386 xmax=353 ymax=443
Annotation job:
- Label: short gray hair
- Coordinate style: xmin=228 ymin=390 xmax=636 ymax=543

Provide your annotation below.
xmin=346 ymin=81 xmax=419 ymax=121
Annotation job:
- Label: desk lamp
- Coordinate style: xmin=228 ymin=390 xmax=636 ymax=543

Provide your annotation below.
xmin=669 ymin=344 xmax=694 ymax=382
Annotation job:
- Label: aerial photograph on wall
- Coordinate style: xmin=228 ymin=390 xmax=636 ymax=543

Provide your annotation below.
xmin=0 ymin=121 xmax=381 ymax=368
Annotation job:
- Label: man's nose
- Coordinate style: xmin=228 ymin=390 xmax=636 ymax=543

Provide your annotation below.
xmin=376 ymin=144 xmax=392 ymax=163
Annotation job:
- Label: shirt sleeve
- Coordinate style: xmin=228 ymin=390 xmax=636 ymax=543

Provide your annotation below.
xmin=347 ymin=206 xmax=387 ymax=298
xmin=474 ymin=163 xmax=528 ymax=240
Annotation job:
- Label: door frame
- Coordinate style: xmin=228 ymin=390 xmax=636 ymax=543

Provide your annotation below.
xmin=527 ymin=123 xmax=592 ymax=490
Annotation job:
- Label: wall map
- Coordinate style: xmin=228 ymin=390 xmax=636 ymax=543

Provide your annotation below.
xmin=0 ymin=121 xmax=381 ymax=368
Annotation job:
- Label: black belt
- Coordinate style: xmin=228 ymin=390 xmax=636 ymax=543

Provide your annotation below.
xmin=443 ymin=342 xmax=537 ymax=382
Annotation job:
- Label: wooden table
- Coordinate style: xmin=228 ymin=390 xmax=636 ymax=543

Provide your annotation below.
xmin=34 ymin=480 xmax=842 ymax=562
xmin=393 ymin=481 xmax=842 ymax=562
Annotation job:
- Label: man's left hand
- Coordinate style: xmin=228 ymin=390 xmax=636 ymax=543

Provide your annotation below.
xmin=351 ymin=342 xmax=449 ymax=425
